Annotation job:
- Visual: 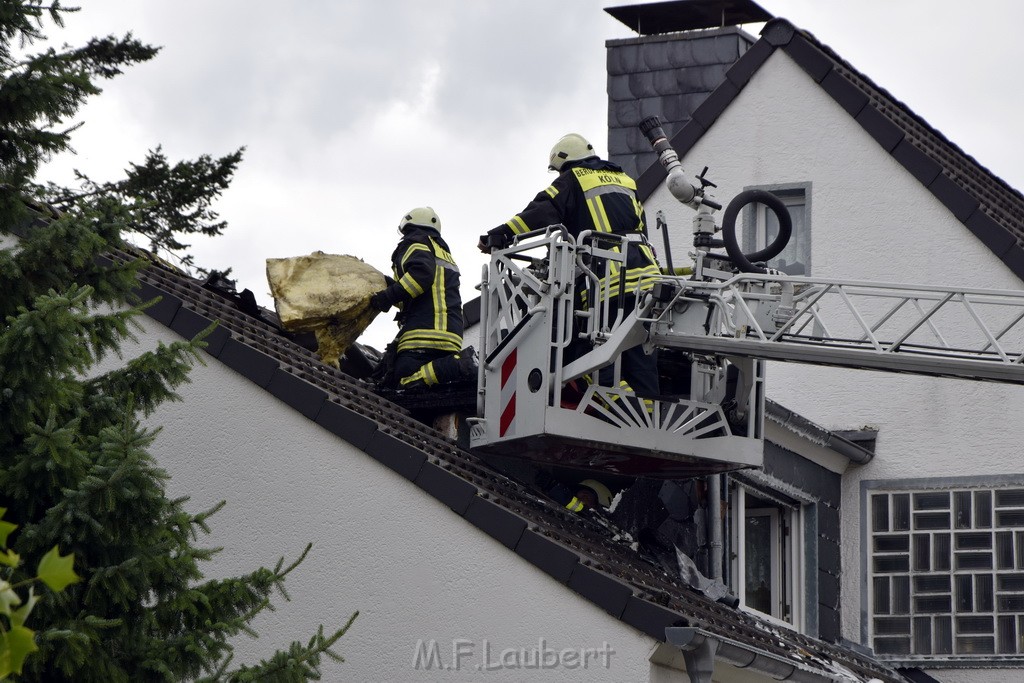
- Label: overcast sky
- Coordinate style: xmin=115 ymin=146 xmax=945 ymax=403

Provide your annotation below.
xmin=39 ymin=0 xmax=1024 ymax=350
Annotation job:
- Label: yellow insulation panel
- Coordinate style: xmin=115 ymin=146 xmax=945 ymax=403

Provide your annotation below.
xmin=266 ymin=251 xmax=387 ymax=366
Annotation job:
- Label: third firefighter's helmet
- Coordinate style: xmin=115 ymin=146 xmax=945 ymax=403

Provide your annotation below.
xmin=548 ymin=133 xmax=596 ymax=172
xmin=579 ymin=479 xmax=613 ymax=508
xmin=398 ymin=206 xmax=441 ymax=234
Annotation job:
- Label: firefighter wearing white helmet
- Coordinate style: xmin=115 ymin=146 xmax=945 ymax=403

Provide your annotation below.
xmin=370 ymin=207 xmax=475 ymax=389
xmin=531 ymin=470 xmax=617 ymax=512
xmin=479 ymin=134 xmax=661 ymax=397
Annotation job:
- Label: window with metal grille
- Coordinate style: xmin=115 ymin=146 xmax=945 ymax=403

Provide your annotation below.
xmin=868 ymin=486 xmax=1024 ymax=660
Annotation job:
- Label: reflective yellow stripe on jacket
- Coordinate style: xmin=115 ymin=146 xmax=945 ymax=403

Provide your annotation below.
xmin=572 ymin=167 xmax=641 ymax=233
xmin=394 ymin=236 xmax=463 ymax=353
xmin=585 ymin=243 xmax=660 ymax=304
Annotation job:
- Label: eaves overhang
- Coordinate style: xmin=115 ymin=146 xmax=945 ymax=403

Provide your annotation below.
xmin=766 ymin=399 xmax=875 ymax=471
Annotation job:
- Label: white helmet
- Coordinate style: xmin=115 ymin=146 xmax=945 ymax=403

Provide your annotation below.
xmin=548 ymin=133 xmax=596 ymax=172
xmin=579 ymin=479 xmax=613 ymax=508
xmin=398 ymin=206 xmax=441 ymax=234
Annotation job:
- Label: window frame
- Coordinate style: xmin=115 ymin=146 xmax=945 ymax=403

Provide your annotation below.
xmin=741 ymin=181 xmax=812 ymax=276
xmin=729 ymin=478 xmax=807 ymax=631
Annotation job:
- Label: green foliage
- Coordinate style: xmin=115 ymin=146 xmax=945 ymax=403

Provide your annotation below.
xmin=0 ymin=1 xmax=356 ymax=680
xmin=0 ymin=508 xmax=81 ymax=679
xmin=48 ymin=145 xmax=246 ymax=273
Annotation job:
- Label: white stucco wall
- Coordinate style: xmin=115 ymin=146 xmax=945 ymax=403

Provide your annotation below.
xmin=125 ymin=319 xmax=681 ymax=682
xmin=646 ymin=49 xmax=1024 ymax=676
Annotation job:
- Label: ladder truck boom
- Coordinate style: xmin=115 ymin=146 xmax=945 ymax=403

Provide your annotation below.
xmin=467 ymin=117 xmax=1024 ymax=478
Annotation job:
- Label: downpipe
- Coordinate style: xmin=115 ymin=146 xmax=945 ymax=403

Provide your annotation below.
xmin=708 ymin=474 xmax=723 ymax=581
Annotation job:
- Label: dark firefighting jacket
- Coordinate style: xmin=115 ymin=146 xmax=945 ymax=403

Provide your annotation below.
xmin=485 ymin=157 xmax=659 ymax=300
xmin=378 ymin=225 xmax=463 ymax=354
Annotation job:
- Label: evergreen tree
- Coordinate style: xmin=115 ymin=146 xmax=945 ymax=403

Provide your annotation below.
xmin=0 ymin=2 xmax=356 ymax=680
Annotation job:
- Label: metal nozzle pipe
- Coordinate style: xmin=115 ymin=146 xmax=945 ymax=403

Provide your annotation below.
xmin=639 ymin=116 xmax=674 ymax=157
xmin=638 ymin=116 xmax=697 ymax=206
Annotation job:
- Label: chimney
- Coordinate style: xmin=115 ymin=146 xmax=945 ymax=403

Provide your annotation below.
xmin=604 ymin=0 xmax=773 ymax=178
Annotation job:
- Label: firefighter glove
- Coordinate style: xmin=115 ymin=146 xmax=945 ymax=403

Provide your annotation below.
xmin=370 ymin=290 xmax=392 ymax=312
xmin=479 ymin=230 xmax=510 ymax=253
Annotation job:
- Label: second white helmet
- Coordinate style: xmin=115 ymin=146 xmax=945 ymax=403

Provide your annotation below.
xmin=398 ymin=206 xmax=441 ymax=234
xmin=548 ymin=133 xmax=596 ymax=172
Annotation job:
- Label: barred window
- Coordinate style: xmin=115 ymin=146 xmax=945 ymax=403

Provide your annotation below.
xmin=868 ymin=487 xmax=1024 ymax=660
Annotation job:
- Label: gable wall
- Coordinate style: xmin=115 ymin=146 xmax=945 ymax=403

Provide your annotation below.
xmin=644 ymin=48 xmax=1024 ymax=656
xmin=125 ymin=319 xmax=666 ymax=682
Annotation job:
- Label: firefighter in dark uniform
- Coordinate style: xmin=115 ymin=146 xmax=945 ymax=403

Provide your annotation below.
xmin=370 ymin=207 xmax=473 ymax=389
xmin=478 ymin=133 xmax=661 ymax=397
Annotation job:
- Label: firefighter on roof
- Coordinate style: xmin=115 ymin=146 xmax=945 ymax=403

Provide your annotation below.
xmin=479 ymin=133 xmax=661 ymax=396
xmin=370 ymin=207 xmax=474 ymax=389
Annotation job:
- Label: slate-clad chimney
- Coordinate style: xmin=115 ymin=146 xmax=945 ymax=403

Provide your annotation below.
xmin=604 ymin=0 xmax=773 ymax=178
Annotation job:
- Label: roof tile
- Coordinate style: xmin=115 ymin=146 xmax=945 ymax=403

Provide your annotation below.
xmin=820 ymin=68 xmax=868 ymax=117
xmin=855 ymin=105 xmax=904 ymax=152
xmin=725 ymin=38 xmax=773 ymax=88
xmin=568 ymin=564 xmax=634 ymax=618
xmin=414 ymin=461 xmax=478 ymax=515
xmin=219 ymin=338 xmax=279 ymax=388
xmin=760 ymin=18 xmax=795 ymax=47
xmin=135 ymin=281 xmax=181 ymax=326
xmin=891 ymin=139 xmax=942 ymax=186
xmin=690 ymin=79 xmax=739 ymax=131
xmin=930 ymin=173 xmax=981 ymax=222
xmin=622 ymin=596 xmax=688 ymax=640
xmin=515 ymin=531 xmax=580 ymax=584
xmin=266 ymin=369 xmax=327 ymax=421
xmin=464 ymin=497 xmax=527 ymax=550
xmin=315 ymin=400 xmax=378 ymax=451
xmin=364 ymin=431 xmax=426 ymax=481
xmin=965 ymin=208 xmax=1017 ymax=256
xmin=169 ymin=306 xmax=230 ymax=357
xmin=783 ymin=33 xmax=832 ymax=83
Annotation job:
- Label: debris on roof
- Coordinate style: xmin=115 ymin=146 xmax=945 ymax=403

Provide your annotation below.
xmin=265 ymin=251 xmax=386 ymax=367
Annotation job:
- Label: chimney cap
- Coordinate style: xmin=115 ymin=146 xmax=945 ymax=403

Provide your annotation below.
xmin=605 ymin=0 xmax=773 ymax=36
